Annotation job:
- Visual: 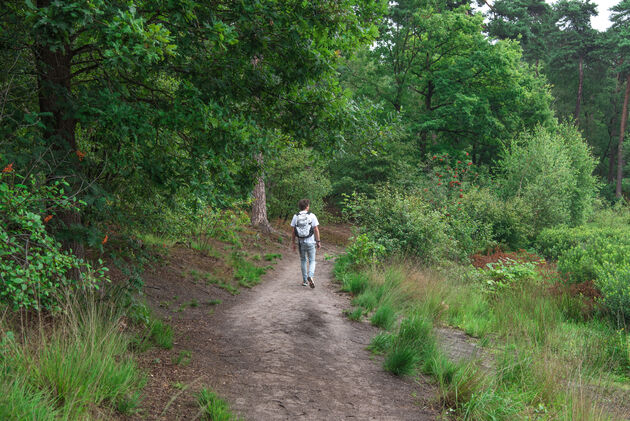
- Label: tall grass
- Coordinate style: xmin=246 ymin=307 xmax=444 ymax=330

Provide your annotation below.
xmin=0 ymin=294 xmax=145 ymax=419
xmin=335 ymin=256 xmax=625 ymax=420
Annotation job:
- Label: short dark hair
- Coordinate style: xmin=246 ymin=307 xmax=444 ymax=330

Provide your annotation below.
xmin=298 ymin=199 xmax=310 ymax=211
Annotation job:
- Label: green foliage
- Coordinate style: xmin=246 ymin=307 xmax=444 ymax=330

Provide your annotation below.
xmin=458 ymin=188 xmax=534 ymax=250
xmin=536 ymin=218 xmax=630 ymax=321
xmin=383 ymin=344 xmax=420 ymax=376
xmin=595 ymin=263 xmax=630 ymax=322
xmin=344 ymin=307 xmax=364 ymax=321
xmin=192 ymin=205 xmax=250 ymax=249
xmin=343 ymin=0 xmax=554 ymax=162
xmin=368 ymin=332 xmax=393 ymax=355
xmin=0 ymin=378 xmax=58 ymax=420
xmin=0 ymin=171 xmax=106 ymax=311
xmin=266 ymin=148 xmax=332 ymax=220
xmin=327 ymin=140 xmax=415 ymax=206
xmin=263 ymin=253 xmax=282 ymax=262
xmin=537 ymin=224 xmax=630 ymax=261
xmin=481 ymin=259 xmax=540 ymax=295
xmin=497 ymin=124 xmax=599 ymax=232
xmin=197 ymin=387 xmax=240 ymax=421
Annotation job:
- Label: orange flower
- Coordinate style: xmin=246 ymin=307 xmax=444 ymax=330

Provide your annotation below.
xmin=76 ymin=150 xmax=85 ymax=161
xmin=43 ymin=215 xmax=53 ymax=223
xmin=2 ymin=163 xmax=13 ymax=173
xmin=102 ymin=234 xmax=108 ymax=245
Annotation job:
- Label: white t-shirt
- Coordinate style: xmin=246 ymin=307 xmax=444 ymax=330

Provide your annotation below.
xmin=290 ymin=211 xmax=319 ymax=244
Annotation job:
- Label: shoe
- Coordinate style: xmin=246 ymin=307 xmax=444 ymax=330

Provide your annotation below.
xmin=302 ymin=280 xmax=308 ymax=286
xmin=308 ymin=277 xmax=315 ymax=289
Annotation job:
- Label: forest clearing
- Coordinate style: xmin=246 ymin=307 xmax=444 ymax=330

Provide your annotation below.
xmin=2 ymin=0 xmax=630 ymax=420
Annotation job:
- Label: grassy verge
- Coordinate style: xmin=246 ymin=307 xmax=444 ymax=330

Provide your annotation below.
xmin=335 ymin=254 xmax=628 ymax=420
xmin=0 ymin=296 xmax=145 ymax=419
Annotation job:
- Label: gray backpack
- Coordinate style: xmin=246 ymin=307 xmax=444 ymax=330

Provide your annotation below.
xmin=294 ymin=212 xmax=314 ymax=240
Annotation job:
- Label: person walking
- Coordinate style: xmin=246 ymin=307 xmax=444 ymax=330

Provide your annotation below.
xmin=291 ymin=199 xmax=321 ymax=288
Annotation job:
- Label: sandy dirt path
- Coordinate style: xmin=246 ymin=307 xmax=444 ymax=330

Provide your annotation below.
xmin=150 ymin=244 xmax=438 ymax=420
xmin=134 ymin=242 xmax=438 ymax=420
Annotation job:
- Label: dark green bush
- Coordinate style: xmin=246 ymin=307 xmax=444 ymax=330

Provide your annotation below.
xmin=536 ymin=221 xmax=630 ymax=322
xmin=536 ymin=225 xmax=629 ymax=260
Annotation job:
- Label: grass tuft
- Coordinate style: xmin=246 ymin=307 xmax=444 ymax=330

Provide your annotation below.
xmin=370 ymin=303 xmax=397 ymax=330
xmin=368 ymin=332 xmax=393 ymax=355
xmin=197 ymin=387 xmax=240 ymax=421
xmin=383 ymin=344 xmax=420 ymax=376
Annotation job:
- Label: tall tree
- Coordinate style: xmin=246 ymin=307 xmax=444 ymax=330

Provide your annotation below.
xmin=550 ymin=0 xmax=598 ymax=124
xmin=610 ymin=0 xmax=630 ymax=197
xmin=485 ymin=0 xmax=553 ymax=74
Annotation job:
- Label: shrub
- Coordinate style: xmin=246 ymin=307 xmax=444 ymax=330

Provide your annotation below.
xmin=327 ymin=140 xmax=418 ymax=206
xmin=0 ymin=170 xmax=107 ymax=311
xmin=345 ymin=234 xmax=386 ymax=267
xmin=497 ymin=124 xmax=598 ymax=232
xmin=343 ymin=189 xmax=456 ymax=263
xmin=459 ymin=188 xmax=534 ymax=250
xmin=536 ymin=225 xmax=629 ymax=260
xmin=595 ymin=263 xmax=630 ymax=322
xmin=481 ymin=258 xmax=540 ymax=295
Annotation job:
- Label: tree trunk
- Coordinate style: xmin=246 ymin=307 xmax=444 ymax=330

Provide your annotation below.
xmin=35 ymin=0 xmax=85 ymax=263
xmin=616 ymin=74 xmax=630 ymax=198
xmin=251 ymin=153 xmax=272 ymax=232
xmin=609 ymin=146 xmax=616 ymax=183
xmin=574 ymin=55 xmax=583 ymax=124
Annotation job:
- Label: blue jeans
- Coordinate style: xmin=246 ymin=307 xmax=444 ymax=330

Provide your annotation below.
xmin=298 ymin=242 xmax=317 ymax=281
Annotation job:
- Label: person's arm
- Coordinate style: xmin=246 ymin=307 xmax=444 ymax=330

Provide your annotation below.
xmin=292 ymin=229 xmax=297 ymax=252
xmin=314 ymin=226 xmax=321 ymax=249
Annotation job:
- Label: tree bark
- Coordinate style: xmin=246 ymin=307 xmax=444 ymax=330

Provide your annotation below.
xmin=574 ymin=55 xmax=583 ymax=124
xmin=251 ymin=153 xmax=272 ymax=232
xmin=616 ymin=74 xmax=630 ymax=198
xmin=36 ymin=0 xmax=85 ymax=263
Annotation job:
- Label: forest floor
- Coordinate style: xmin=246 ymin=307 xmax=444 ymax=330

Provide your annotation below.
xmin=119 ymin=225 xmax=448 ymax=420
